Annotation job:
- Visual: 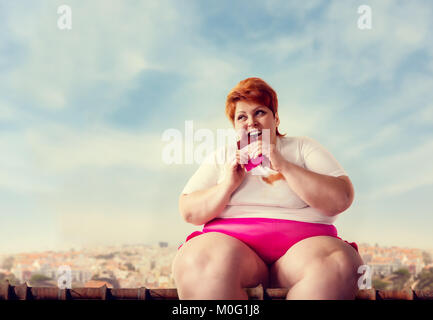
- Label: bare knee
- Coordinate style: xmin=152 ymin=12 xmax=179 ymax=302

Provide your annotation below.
xmin=172 ymin=243 xmax=254 ymax=300
xmin=302 ymin=250 xmax=361 ymax=283
xmin=172 ymin=245 xmax=242 ymax=289
xmin=287 ymin=250 xmax=362 ymax=299
xmin=327 ymin=249 xmax=364 ymax=284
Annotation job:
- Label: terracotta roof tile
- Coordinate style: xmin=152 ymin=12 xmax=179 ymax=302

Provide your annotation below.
xmin=1 ymin=281 xmax=433 ymax=300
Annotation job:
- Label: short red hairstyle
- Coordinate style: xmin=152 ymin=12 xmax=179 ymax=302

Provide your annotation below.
xmin=225 ymin=77 xmax=285 ymax=136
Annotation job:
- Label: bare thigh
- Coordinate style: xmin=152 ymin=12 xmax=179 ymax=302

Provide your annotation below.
xmin=269 ymin=236 xmax=363 ymax=288
xmin=172 ymin=232 xmax=269 ymax=288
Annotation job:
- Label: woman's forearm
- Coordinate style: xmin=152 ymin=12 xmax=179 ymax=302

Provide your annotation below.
xmin=279 ymin=160 xmax=351 ymax=216
xmin=179 ymin=182 xmax=235 ymax=226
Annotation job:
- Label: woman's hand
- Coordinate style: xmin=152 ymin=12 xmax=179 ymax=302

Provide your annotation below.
xmin=222 ymin=151 xmax=247 ymax=192
xmin=249 ymin=141 xmax=287 ymax=172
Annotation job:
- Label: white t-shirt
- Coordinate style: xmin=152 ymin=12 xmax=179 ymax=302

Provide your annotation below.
xmin=181 ymin=136 xmax=348 ymax=224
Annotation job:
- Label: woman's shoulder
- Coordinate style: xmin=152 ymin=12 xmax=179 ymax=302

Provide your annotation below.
xmin=278 ymin=135 xmax=321 ymax=147
xmin=278 ymin=135 xmax=312 ymax=149
xmin=277 ymin=136 xmax=324 ymax=159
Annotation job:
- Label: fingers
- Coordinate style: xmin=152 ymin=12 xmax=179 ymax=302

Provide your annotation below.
xmin=229 ymin=152 xmax=246 ymax=171
xmin=236 ymin=150 xmax=248 ymax=165
xmin=237 ymin=141 xmax=272 ymax=162
xmin=249 ymin=141 xmax=264 ymax=159
xmin=253 ymin=141 xmax=272 ymax=159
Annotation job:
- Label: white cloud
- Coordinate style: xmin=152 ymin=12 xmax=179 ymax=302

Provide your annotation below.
xmin=408 ymin=104 xmax=433 ymax=125
xmin=264 ymin=0 xmax=323 ymax=19
xmin=256 ymin=35 xmax=314 ymax=63
xmin=55 ymin=205 xmax=201 ymax=249
xmin=27 ymin=124 xmax=165 ymax=172
xmin=1 ymin=0 xmax=193 ymax=110
xmin=381 ymin=73 xmax=433 ymax=116
xmin=0 ymin=122 xmax=194 ymax=199
xmin=259 ymin=1 xmax=433 ymax=87
xmin=340 ymin=123 xmax=402 ymax=160
xmin=362 ymin=139 xmax=433 ymax=199
xmin=0 ymin=131 xmax=57 ymax=194
xmin=0 ymin=101 xmax=17 ymax=121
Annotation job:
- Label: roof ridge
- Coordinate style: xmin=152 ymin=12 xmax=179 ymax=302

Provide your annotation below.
xmin=1 ymin=281 xmax=432 ymax=300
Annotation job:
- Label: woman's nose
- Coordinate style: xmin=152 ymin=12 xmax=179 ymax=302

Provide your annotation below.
xmin=247 ymin=116 xmax=256 ymax=126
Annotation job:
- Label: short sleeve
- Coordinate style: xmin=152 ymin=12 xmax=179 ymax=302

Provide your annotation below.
xmin=181 ymin=149 xmax=223 ymax=195
xmin=300 ymin=136 xmax=348 ymax=177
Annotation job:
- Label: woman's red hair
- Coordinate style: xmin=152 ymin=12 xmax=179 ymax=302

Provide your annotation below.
xmin=225 ymin=77 xmax=285 ymax=136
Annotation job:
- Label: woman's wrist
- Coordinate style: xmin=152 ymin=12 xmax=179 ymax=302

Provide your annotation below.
xmin=220 ymin=177 xmax=242 ymax=195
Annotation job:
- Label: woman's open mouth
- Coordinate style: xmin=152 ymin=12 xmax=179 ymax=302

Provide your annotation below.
xmin=237 ymin=130 xmax=262 ymax=149
xmin=248 ymin=130 xmax=262 ymax=142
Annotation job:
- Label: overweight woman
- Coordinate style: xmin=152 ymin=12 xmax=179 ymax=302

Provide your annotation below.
xmin=172 ymin=77 xmax=364 ymax=300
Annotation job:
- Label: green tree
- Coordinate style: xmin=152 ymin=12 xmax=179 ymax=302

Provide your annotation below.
xmin=29 ymin=274 xmax=56 ymax=287
xmin=390 ymin=268 xmax=411 ymax=290
xmin=95 ymin=253 xmax=115 ymax=259
xmin=30 ymin=274 xmax=52 ymax=282
xmin=91 ymin=276 xmax=120 ymax=288
xmin=0 ymin=272 xmax=20 ymax=285
xmin=372 ymin=278 xmax=390 ymax=290
xmin=415 ymin=268 xmax=433 ymax=290
xmin=1 ymin=256 xmax=14 ymax=271
xmin=124 ymin=262 xmax=135 ymax=271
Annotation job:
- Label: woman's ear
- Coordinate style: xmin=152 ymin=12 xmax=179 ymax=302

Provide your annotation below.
xmin=275 ymin=112 xmax=280 ymax=127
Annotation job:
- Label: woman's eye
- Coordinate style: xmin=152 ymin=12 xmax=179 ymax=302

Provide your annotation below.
xmin=237 ymin=115 xmax=246 ymax=120
xmin=256 ymin=110 xmax=265 ymax=115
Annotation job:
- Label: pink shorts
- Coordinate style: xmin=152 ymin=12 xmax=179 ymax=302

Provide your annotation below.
xmin=178 ymin=217 xmax=358 ymax=265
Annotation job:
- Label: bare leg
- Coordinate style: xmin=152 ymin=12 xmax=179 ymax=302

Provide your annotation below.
xmin=172 ymin=232 xmax=269 ymax=300
xmin=269 ymin=236 xmax=364 ymax=300
xmin=285 ymin=251 xmax=360 ymax=300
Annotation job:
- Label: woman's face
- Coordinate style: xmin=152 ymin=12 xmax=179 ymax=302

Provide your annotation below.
xmin=234 ymin=100 xmax=280 ymax=145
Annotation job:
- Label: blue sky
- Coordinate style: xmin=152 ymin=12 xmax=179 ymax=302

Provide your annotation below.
xmin=1 ymin=0 xmax=433 ymax=254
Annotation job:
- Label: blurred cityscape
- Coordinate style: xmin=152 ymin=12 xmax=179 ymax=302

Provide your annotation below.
xmin=0 ymin=242 xmax=176 ymax=289
xmin=358 ymin=243 xmax=433 ymax=290
xmin=1 ymin=242 xmax=433 ymax=290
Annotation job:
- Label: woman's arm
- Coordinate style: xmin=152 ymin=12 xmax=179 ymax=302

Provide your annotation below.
xmin=179 ymin=181 xmax=236 ymax=226
xmin=279 ymin=161 xmax=354 ymax=216
xmin=179 ymin=151 xmax=247 ymax=225
xmin=252 ymin=138 xmax=354 ymax=217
